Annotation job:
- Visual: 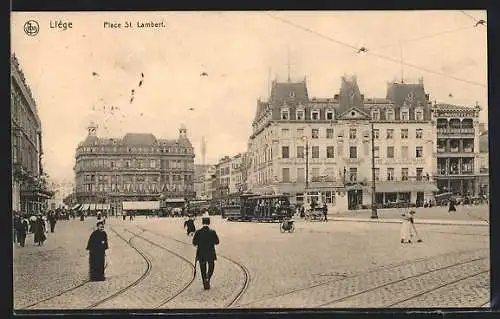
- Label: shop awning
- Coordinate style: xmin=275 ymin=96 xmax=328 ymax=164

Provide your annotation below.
xmin=164 ymin=198 xmax=185 ymax=203
xmin=374 ymin=182 xmax=439 ymax=193
xmin=123 ymin=201 xmax=160 ymax=210
xmin=81 ymin=204 xmax=90 ymax=211
xmin=71 ymin=204 xmax=81 ymax=210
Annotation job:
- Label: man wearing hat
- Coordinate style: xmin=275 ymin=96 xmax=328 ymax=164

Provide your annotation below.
xmin=192 ymin=216 xmax=220 ymax=290
xmin=86 ymin=221 xmax=109 ymax=281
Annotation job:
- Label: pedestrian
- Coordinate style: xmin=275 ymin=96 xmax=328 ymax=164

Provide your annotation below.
xmin=408 ymin=211 xmax=423 ymax=242
xmin=122 ymin=212 xmax=126 ymax=221
xmin=80 ymin=212 xmax=85 ymax=221
xmin=322 ymin=204 xmax=328 ymax=222
xmin=192 ymin=217 xmax=220 ymax=290
xmin=400 ymin=212 xmax=412 ymax=243
xmin=14 ymin=215 xmax=28 ymax=247
xmin=448 ymin=199 xmax=456 ymax=213
xmin=184 ymin=216 xmax=196 ymax=236
xmin=86 ymin=221 xmax=109 ymax=281
xmin=33 ymin=215 xmax=46 ymax=246
xmin=48 ymin=212 xmax=57 ymax=233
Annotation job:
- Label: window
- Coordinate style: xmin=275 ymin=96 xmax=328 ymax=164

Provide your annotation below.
xmin=416 ymin=146 xmax=423 ymax=158
xmin=373 ymin=129 xmax=379 ymax=139
xmin=372 ymin=109 xmax=380 ymax=120
xmin=326 ymin=128 xmax=334 ymax=138
xmin=296 ymin=146 xmax=304 ymax=159
xmin=386 ymin=129 xmax=394 ymax=139
xmin=386 ymin=109 xmax=395 ymax=121
xmin=326 ymin=146 xmax=335 ymax=158
xmin=282 ymin=168 xmax=290 ymax=182
xmin=374 ymin=146 xmax=380 ymax=158
xmin=416 ymin=168 xmax=423 ymax=181
xmin=311 ymin=111 xmax=320 ymax=120
xmin=401 ymin=110 xmax=409 ymax=120
xmin=401 ymin=129 xmax=408 ymax=139
xmin=297 ymin=168 xmax=305 ymax=182
xmin=416 ymin=129 xmax=423 ymax=139
xmin=290 ymin=91 xmax=295 ymax=98
xmin=374 ymin=168 xmax=380 ymax=181
xmin=282 ymin=146 xmax=289 ymax=158
xmin=281 ymin=128 xmax=289 ymax=137
xmin=415 ymin=110 xmax=424 ymax=121
xmin=151 ymin=160 xmax=156 ymax=168
xmin=401 ymin=146 xmax=409 ymax=159
xmin=387 ymin=146 xmax=394 ymax=158
xmin=349 ymin=128 xmax=357 ymax=139
xmin=297 ymin=128 xmax=304 ymax=137
xmin=350 ymin=146 xmax=357 ymax=159
xmin=401 ymin=168 xmax=409 ymax=181
xmin=349 ymin=168 xmax=357 ymax=182
xmin=281 ymin=110 xmax=289 ymax=120
xmin=312 ymin=129 xmax=319 ymax=139
xmin=326 ymin=110 xmax=334 ymax=120
xmin=312 ymin=146 xmax=319 ymax=158
xmin=296 ymin=110 xmax=304 ymax=120
xmin=387 ymin=168 xmax=395 ymax=181
xmin=312 ymin=168 xmax=320 ymax=179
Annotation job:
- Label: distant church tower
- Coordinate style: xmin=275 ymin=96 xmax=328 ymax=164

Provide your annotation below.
xmin=88 ymin=121 xmax=98 ymax=136
xmin=201 ymin=136 xmax=207 ymax=166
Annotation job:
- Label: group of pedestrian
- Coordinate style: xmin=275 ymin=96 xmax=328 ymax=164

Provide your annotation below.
xmin=13 ymin=210 xmax=60 ymax=247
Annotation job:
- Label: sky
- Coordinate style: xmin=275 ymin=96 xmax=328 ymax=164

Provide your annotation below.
xmin=11 ymin=11 xmax=488 ymax=187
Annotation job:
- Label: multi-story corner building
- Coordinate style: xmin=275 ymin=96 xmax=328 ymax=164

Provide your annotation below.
xmin=74 ymin=123 xmax=195 ymax=215
xmin=478 ymin=130 xmax=489 ymax=197
xmin=432 ymin=103 xmax=483 ymax=196
xmin=247 ymin=76 xmax=437 ymax=210
xmin=11 ymin=54 xmax=53 ymax=213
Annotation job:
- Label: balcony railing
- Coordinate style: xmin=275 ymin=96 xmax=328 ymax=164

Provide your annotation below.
xmin=437 ymin=128 xmax=475 ymax=135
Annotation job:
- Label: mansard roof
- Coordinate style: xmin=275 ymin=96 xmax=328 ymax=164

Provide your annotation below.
xmin=122 ymin=133 xmax=157 ymax=146
xmin=386 ymin=82 xmax=428 ymax=107
xmin=269 ymin=80 xmax=309 ymax=104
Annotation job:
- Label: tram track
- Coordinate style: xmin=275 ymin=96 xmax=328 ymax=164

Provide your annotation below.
xmin=21 ymin=227 xmax=151 ymax=310
xmin=317 ymin=256 xmax=488 ymax=307
xmin=119 ymin=228 xmax=196 ymax=308
xmin=135 ymin=225 xmax=251 ymax=308
xmin=236 ymin=248 xmax=488 ymax=308
xmin=86 ymin=228 xmax=153 ymax=309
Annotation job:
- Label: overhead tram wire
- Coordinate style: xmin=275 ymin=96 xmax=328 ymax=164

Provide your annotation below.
xmin=266 ymin=13 xmax=487 ymax=89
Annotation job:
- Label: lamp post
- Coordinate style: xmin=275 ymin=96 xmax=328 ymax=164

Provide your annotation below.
xmin=370 ymin=122 xmax=378 ymax=219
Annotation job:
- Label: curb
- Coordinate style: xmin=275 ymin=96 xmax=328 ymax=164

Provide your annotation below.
xmin=329 ymin=218 xmax=489 ymax=227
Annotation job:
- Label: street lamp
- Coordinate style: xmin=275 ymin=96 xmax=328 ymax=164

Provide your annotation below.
xmin=370 ymin=122 xmax=378 ymax=219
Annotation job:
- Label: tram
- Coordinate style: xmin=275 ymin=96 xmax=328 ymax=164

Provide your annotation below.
xmin=222 ymin=193 xmax=293 ymax=223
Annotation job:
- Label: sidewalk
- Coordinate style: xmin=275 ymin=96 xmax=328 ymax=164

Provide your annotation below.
xmin=329 ymin=216 xmax=488 ymax=226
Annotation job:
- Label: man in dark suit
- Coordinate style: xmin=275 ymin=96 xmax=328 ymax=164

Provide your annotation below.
xmin=192 ymin=217 xmax=220 ymax=290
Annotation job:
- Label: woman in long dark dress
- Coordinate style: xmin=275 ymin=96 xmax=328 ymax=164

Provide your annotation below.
xmin=86 ymin=221 xmax=109 ymax=281
xmin=33 ymin=216 xmax=46 ymax=246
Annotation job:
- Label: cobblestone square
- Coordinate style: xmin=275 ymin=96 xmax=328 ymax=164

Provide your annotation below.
xmin=13 ymin=210 xmax=489 ymax=311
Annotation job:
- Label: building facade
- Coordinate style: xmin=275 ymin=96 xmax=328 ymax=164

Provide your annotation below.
xmin=247 ymin=76 xmax=438 ymax=210
xmin=432 ymin=103 xmax=483 ymax=196
xmin=478 ymin=130 xmax=489 ymax=197
xmin=74 ymin=123 xmax=195 ymax=215
xmin=11 ymin=54 xmax=53 ymax=213
xmin=194 ymin=164 xmax=211 ymax=200
xmin=214 ymin=153 xmax=245 ymax=198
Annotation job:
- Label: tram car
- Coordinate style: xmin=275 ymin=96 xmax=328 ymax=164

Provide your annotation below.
xmin=250 ymin=194 xmax=292 ymax=223
xmin=222 ymin=192 xmax=256 ymax=221
xmin=186 ymin=200 xmax=210 ymax=216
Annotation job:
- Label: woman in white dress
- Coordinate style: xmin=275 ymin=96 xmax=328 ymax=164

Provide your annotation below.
xmin=400 ymin=212 xmax=412 ymax=243
xmin=43 ymin=214 xmax=50 ymax=233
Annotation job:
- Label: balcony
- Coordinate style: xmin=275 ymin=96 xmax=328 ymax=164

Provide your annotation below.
xmin=437 ymin=128 xmax=475 ymax=135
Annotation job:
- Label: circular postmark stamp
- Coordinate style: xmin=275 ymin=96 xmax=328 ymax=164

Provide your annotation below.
xmin=24 ymin=20 xmax=40 ymax=36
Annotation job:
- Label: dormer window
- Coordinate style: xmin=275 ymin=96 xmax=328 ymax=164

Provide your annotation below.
xmin=399 ymin=107 xmax=410 ymax=121
xmin=326 ymin=110 xmax=334 ymax=120
xmin=289 ymin=91 xmax=295 ymax=98
xmin=386 ymin=108 xmax=395 ymax=121
xmin=371 ymin=109 xmax=380 ymax=120
xmin=311 ymin=110 xmax=320 ymax=120
xmin=296 ymin=109 xmax=304 ymax=120
xmin=415 ymin=108 xmax=424 ymax=121
xmin=281 ymin=109 xmax=289 ymax=120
